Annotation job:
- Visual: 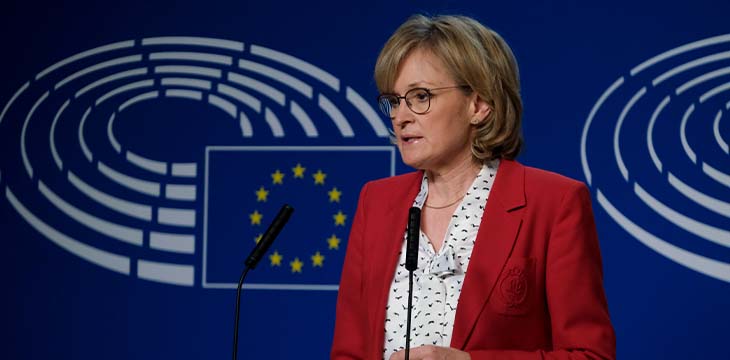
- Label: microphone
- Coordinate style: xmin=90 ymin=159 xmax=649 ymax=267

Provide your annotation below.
xmin=406 ymin=207 xmax=420 ymax=271
xmin=244 ymin=204 xmax=294 ymax=269
xmin=232 ymin=204 xmax=294 ymax=360
xmin=405 ymin=207 xmax=420 ymax=360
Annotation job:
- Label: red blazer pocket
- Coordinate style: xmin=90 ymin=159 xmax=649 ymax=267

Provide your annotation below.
xmin=492 ymin=257 xmax=535 ymax=316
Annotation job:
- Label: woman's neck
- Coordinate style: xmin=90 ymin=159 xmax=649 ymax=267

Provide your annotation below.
xmin=425 ymin=157 xmax=482 ymax=204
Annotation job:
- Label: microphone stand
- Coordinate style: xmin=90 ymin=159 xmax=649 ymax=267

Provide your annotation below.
xmin=232 ymin=204 xmax=294 ymax=360
xmin=404 ymin=207 xmax=421 ymax=360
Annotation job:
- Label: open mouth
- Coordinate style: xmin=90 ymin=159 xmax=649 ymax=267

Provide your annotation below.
xmin=401 ymin=136 xmax=422 ymax=144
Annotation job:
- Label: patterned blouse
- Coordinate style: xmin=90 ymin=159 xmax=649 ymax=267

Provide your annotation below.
xmin=382 ymin=161 xmax=499 ymax=359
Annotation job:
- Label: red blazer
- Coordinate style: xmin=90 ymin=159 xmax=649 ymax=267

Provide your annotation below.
xmin=331 ymin=160 xmax=615 ymax=359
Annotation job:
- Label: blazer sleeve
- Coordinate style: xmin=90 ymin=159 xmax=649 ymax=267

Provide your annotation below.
xmin=467 ymin=183 xmax=616 ymax=360
xmin=331 ymin=183 xmax=370 ymax=360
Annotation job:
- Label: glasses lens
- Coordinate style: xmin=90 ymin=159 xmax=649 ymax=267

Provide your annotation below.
xmin=377 ymin=95 xmax=398 ymax=117
xmin=405 ymin=88 xmax=430 ymax=114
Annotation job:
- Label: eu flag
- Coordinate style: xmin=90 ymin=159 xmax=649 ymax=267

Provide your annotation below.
xmin=203 ymin=146 xmax=394 ymax=289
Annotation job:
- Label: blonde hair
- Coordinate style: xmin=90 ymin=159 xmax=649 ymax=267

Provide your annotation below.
xmin=375 ymin=14 xmax=523 ymax=161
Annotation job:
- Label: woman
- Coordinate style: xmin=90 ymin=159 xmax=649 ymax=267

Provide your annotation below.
xmin=332 ymin=14 xmax=615 ymax=360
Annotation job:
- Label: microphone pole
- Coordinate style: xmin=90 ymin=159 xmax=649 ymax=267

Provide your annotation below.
xmin=404 ymin=207 xmax=420 ymax=360
xmin=232 ymin=204 xmax=294 ymax=360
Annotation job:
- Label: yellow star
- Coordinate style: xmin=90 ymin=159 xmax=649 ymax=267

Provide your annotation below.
xmin=327 ymin=187 xmax=342 ymax=202
xmin=334 ymin=210 xmax=347 ymax=226
xmin=290 ymin=257 xmax=303 ymax=273
xmin=254 ymin=233 xmax=263 ymax=244
xmin=249 ymin=210 xmax=262 ymax=225
xmin=271 ymin=170 xmax=284 ymax=185
xmin=311 ymin=251 xmax=325 ymax=267
xmin=292 ymin=163 xmax=306 ymax=178
xmin=313 ymin=169 xmax=327 ymax=185
xmin=269 ymin=250 xmax=282 ymax=266
xmin=255 ymin=186 xmax=269 ymax=202
xmin=327 ymin=234 xmax=340 ymax=250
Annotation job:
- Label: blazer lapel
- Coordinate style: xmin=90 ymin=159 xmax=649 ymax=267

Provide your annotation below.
xmin=368 ymin=171 xmax=423 ymax=357
xmin=451 ymin=160 xmax=526 ymax=349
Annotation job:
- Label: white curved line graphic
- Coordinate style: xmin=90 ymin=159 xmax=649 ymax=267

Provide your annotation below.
xmin=668 ymin=172 xmax=730 ymax=218
xmin=676 ymin=66 xmax=730 ymax=95
xmin=0 ymin=81 xmax=29 ymax=126
xmin=36 ymin=40 xmax=135 ymax=80
xmin=614 ymin=87 xmax=646 ymax=181
xmin=137 ymin=259 xmax=194 ymax=286
xmin=238 ymin=111 xmax=253 ymax=138
xmin=264 ymin=107 xmax=284 ymax=137
xmin=346 ymin=86 xmax=389 ymax=137
xmin=161 ymin=77 xmax=211 ymax=90
xmin=648 ymin=95 xmax=670 ymax=172
xmin=154 ymin=65 xmax=221 ymax=79
xmin=149 ymin=232 xmax=195 ymax=254
xmin=208 ymin=94 xmax=237 ymax=118
xmin=126 ymin=150 xmax=167 ymax=175
xmin=228 ymin=72 xmax=285 ymax=106
xmin=79 ymin=107 xmax=93 ymax=162
xmin=165 ymin=89 xmax=202 ymax=100
xmin=76 ymin=68 xmax=148 ymax=98
xmin=634 ymin=183 xmax=730 ymax=248
xmin=38 ymin=180 xmax=144 ymax=246
xmin=597 ymin=190 xmax=730 ymax=283
xmin=631 ymin=34 xmax=730 ymax=76
xmin=141 ymin=36 xmax=244 ymax=52
xmin=319 ymin=94 xmax=354 ymax=137
xmin=98 ymin=161 xmax=160 ymax=196
xmin=238 ymin=59 xmax=313 ymax=98
xmin=251 ymin=44 xmax=340 ymax=91
xmin=55 ymin=55 xmax=142 ymax=90
xmin=68 ymin=171 xmax=153 ymax=221
xmin=290 ymin=100 xmax=318 ymax=137
xmin=157 ymin=207 xmax=196 ymax=227
xmin=702 ymin=162 xmax=730 ymax=188
xmin=6 ymin=187 xmax=131 ymax=275
xmin=108 ymin=112 xmax=121 ymax=153
xmin=713 ymin=110 xmax=729 ymax=154
xmin=700 ymin=81 xmax=730 ymax=103
xmin=217 ymin=83 xmax=261 ymax=112
xmin=96 ymin=79 xmax=154 ymax=106
xmin=22 ymin=91 xmax=49 ymax=178
xmin=681 ymin=104 xmax=697 ymax=164
xmin=653 ymin=50 xmax=730 ymax=86
xmin=165 ymin=184 xmax=196 ymax=201
xmin=50 ymin=99 xmax=70 ymax=170
xmin=118 ymin=90 xmax=159 ymax=111
xmin=171 ymin=163 xmax=196 ymax=177
xmin=581 ymin=77 xmax=624 ymax=185
xmin=149 ymin=51 xmax=233 ymax=66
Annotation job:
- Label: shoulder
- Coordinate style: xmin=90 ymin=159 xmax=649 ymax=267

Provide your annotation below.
xmin=362 ymin=171 xmax=422 ymax=193
xmin=498 ymin=159 xmax=589 ymax=206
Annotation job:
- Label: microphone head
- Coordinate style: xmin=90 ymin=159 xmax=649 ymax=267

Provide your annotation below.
xmin=405 ymin=207 xmax=420 ymax=271
xmin=244 ymin=204 xmax=294 ymax=269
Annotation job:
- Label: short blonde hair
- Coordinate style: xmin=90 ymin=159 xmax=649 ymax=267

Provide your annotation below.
xmin=375 ymin=14 xmax=523 ymax=161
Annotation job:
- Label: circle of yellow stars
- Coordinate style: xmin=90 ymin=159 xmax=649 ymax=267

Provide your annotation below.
xmin=248 ymin=162 xmax=346 ymax=273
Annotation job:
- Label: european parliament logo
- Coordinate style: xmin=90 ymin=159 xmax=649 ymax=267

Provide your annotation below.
xmin=582 ymin=34 xmax=730 ymax=283
xmin=0 ymin=36 xmax=394 ymax=288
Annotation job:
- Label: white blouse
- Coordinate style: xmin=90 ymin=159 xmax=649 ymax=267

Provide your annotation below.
xmin=382 ymin=161 xmax=499 ymax=359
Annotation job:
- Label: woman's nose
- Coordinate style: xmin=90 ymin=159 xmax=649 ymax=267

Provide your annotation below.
xmin=391 ymin=102 xmax=413 ymax=128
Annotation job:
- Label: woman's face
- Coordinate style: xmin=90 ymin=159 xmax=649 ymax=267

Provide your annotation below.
xmin=391 ymin=48 xmax=477 ymax=173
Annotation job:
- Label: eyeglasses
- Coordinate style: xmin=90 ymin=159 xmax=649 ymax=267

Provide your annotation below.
xmin=377 ymin=85 xmax=470 ymax=117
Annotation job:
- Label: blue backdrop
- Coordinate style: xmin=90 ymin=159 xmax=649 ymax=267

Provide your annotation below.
xmin=2 ymin=1 xmax=729 ymax=359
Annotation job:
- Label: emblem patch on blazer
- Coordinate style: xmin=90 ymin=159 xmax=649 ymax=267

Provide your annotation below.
xmin=499 ymin=266 xmax=528 ymax=308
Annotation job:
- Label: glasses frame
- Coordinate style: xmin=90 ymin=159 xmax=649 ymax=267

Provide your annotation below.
xmin=377 ymin=85 xmax=471 ymax=117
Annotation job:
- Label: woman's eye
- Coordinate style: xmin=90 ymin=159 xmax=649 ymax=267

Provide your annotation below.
xmin=413 ymin=92 xmax=429 ymax=102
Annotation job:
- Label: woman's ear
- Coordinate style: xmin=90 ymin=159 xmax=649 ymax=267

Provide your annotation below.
xmin=470 ymin=95 xmax=491 ymax=125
